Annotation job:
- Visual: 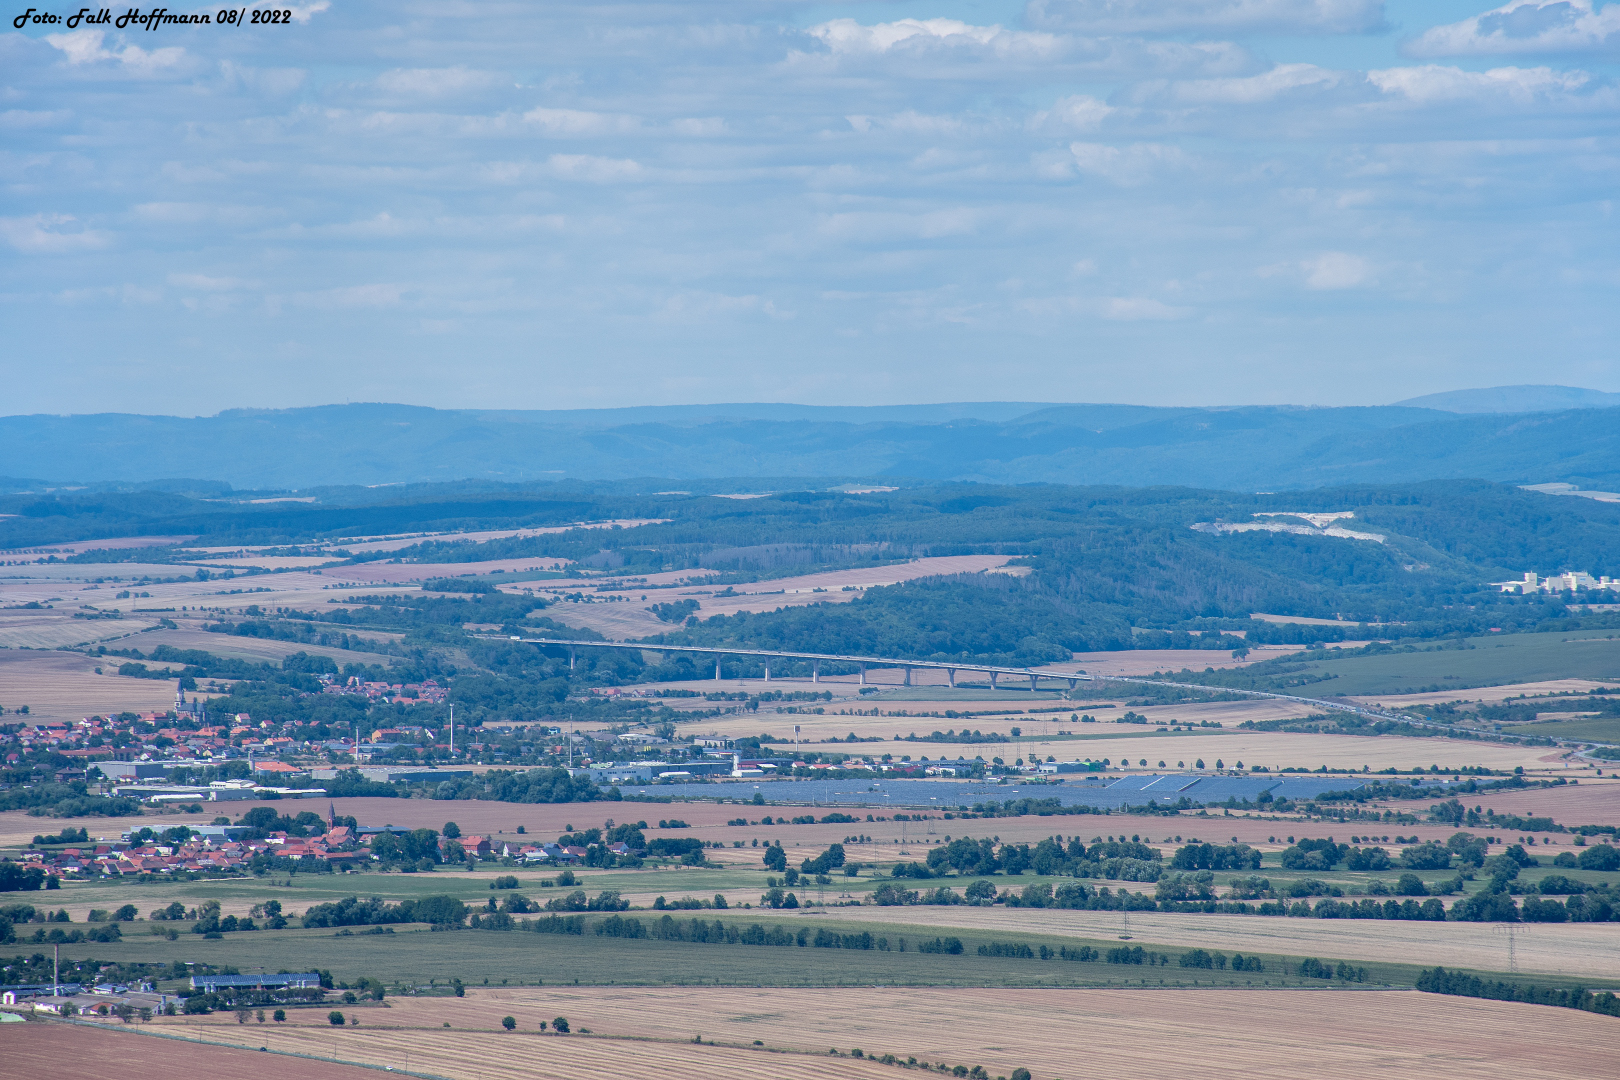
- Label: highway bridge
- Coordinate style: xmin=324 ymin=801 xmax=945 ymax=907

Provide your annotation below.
xmin=491 ymin=635 xmax=1398 ymax=726
xmin=483 ymin=635 xmax=1604 ymax=756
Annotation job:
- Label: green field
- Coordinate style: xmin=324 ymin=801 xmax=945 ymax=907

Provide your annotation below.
xmin=1257 ymin=632 xmax=1620 ymax=697
xmin=41 ymin=914 xmax=1559 ymax=996
xmin=1512 ymin=715 xmax=1620 ymax=742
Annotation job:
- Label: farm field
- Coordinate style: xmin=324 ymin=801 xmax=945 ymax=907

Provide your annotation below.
xmin=1347 ymin=679 xmax=1620 ymax=708
xmin=785 ymin=903 xmax=1620 ymax=979
xmin=111 ymin=985 xmax=1620 ymax=1080
xmin=0 ymin=568 xmax=421 ymax=625
xmin=0 ymin=649 xmax=180 ymax=723
xmin=1432 ymin=780 xmax=1620 ymax=825
xmin=686 ymin=698 xmax=1559 ymax=772
xmin=126 ymin=628 xmax=406 ymax=666
xmin=48 ymin=920 xmax=1330 ymax=990
xmin=0 ymin=609 xmax=169 ymax=651
xmin=1516 ymin=714 xmax=1620 ymax=743
xmin=534 ymin=555 xmax=1025 ymax=640
xmin=3 ymin=1021 xmax=393 ymax=1080
xmin=1262 ymin=632 xmax=1620 ymax=697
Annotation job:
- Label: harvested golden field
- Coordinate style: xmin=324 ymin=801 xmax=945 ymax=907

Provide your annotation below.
xmin=145 ymin=985 xmax=1620 ymax=1080
xmin=0 ymin=610 xmax=167 ymax=650
xmin=0 ymin=649 xmax=179 ymax=723
xmin=1441 ymin=779 xmax=1620 ymax=828
xmin=2 ymin=1020 xmax=390 ymax=1080
xmin=789 ymin=903 xmax=1620 ymax=979
xmin=132 ymin=628 xmax=402 ymax=665
xmin=536 ymin=555 xmax=1024 ymax=640
xmin=691 ymin=701 xmax=1551 ymax=772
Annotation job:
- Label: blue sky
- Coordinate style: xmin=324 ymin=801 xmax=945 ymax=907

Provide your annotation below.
xmin=3 ymin=0 xmax=1618 ymax=415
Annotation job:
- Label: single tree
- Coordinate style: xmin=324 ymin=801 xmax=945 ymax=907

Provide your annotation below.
xmin=502 ymin=1016 xmax=517 ymax=1031
xmin=328 ymin=1011 xmax=346 ymax=1026
xmin=274 ymin=1009 xmax=286 ymax=1023
xmin=553 ymin=1016 xmax=570 ymax=1033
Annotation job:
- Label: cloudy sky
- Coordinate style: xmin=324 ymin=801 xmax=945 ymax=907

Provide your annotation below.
xmin=4 ymin=0 xmax=1618 ymax=415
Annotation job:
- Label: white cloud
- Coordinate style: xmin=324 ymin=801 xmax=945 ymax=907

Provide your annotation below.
xmin=1148 ymin=63 xmax=1345 ymax=104
xmin=671 ymin=117 xmax=727 ymax=136
xmin=219 ymin=61 xmax=306 ymax=96
xmin=375 ymin=67 xmax=502 ymax=98
xmin=168 ymin=273 xmax=259 ymax=291
xmin=1026 ymin=0 xmax=1385 ymax=35
xmin=524 ymin=107 xmax=642 ymax=136
xmin=1302 ymin=252 xmax=1372 ymax=289
xmin=1101 ymin=296 xmax=1191 ymax=319
xmin=276 ymin=1 xmax=329 ymax=24
xmin=0 ymin=108 xmax=71 ymax=128
xmin=1408 ymin=0 xmax=1620 ymax=58
xmin=656 ymin=291 xmax=793 ymax=322
xmin=1032 ymin=95 xmax=1114 ymax=131
xmin=1368 ymin=63 xmax=1592 ymax=104
xmin=134 ymin=203 xmax=275 ymax=226
xmin=43 ymin=30 xmax=184 ymax=75
xmin=0 ymin=213 xmax=110 ymax=254
xmin=807 ymin=18 xmax=1062 ymax=58
xmin=818 ymin=208 xmax=984 ymax=241
xmin=546 ymin=154 xmax=644 ymax=181
xmin=1068 ymin=141 xmax=1188 ymax=185
xmin=287 ymin=283 xmax=405 ymax=309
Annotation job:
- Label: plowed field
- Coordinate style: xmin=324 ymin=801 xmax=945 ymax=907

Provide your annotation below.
xmin=138 ymin=985 xmax=1620 ymax=1080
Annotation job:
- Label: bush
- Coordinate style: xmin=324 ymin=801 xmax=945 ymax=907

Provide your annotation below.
xmin=1401 ymin=843 xmax=1453 ymax=871
xmin=552 ymin=1016 xmax=570 ymax=1033
xmin=1395 ymin=873 xmax=1428 ymax=897
xmin=1279 ymin=839 xmax=1344 ymax=871
xmin=1577 ymin=844 xmax=1620 ymax=871
xmin=328 ymin=1011 xmax=346 ymax=1026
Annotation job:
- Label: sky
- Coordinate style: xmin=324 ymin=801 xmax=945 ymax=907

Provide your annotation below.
xmin=3 ymin=0 xmax=1619 ymax=416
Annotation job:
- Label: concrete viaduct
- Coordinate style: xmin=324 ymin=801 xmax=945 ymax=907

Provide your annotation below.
xmin=482 ymin=636 xmax=1604 ymax=755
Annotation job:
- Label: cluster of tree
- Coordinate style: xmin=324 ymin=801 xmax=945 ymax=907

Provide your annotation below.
xmin=0 ymin=780 xmax=142 ymax=819
xmin=1417 ymin=967 xmax=1620 ymax=1017
xmin=899 ymin=836 xmax=1164 ymax=881
xmin=368 ymin=828 xmax=444 ymax=866
xmin=1170 ymin=842 xmax=1261 ymax=871
xmin=1298 ymin=958 xmax=1367 ymax=982
xmin=430 ymin=768 xmax=617 ymax=805
xmin=299 ymin=894 xmax=469 ymax=928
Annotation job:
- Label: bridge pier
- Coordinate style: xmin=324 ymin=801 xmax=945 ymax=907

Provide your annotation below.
xmin=763 ymin=660 xmax=771 ymax=683
xmin=812 ymin=660 xmax=819 ymax=684
xmin=569 ymin=648 xmax=576 ymax=671
xmin=989 ymin=671 xmax=998 ymax=690
xmin=904 ymin=667 xmax=911 ymax=687
xmin=859 ymin=664 xmax=866 ymax=686
xmin=1029 ymin=673 xmax=1038 ymax=692
xmin=947 ymin=668 xmax=956 ymax=688
xmin=715 ymin=656 xmax=722 ymax=682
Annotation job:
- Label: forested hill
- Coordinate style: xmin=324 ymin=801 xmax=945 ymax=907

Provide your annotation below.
xmin=6 ymin=480 xmax=1619 ymax=666
xmin=3 ymin=401 xmax=1620 ymax=490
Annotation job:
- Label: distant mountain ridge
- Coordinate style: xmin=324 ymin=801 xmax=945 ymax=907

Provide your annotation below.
xmin=1393 ymin=385 xmax=1620 ymax=413
xmin=4 ymin=399 xmax=1620 ymax=491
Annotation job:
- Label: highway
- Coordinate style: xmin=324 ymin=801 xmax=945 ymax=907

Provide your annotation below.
xmin=474 ymin=636 xmax=1606 ymax=755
